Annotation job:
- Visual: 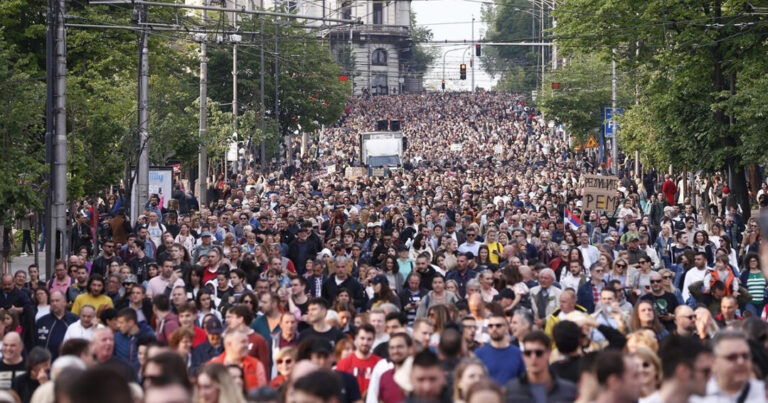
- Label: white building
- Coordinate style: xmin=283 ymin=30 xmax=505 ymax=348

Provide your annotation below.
xmin=217 ymin=0 xmax=420 ymax=95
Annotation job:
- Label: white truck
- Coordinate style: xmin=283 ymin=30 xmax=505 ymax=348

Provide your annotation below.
xmin=359 ymin=131 xmax=406 ymax=168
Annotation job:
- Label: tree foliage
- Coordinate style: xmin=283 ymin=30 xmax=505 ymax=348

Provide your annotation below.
xmin=553 ymin=0 xmax=768 ymax=215
xmin=481 ymin=0 xmax=538 ymax=91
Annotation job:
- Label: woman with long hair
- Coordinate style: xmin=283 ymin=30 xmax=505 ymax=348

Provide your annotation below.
xmin=169 ymin=328 xmax=194 ymax=365
xmin=475 ymin=245 xmax=499 ymax=273
xmin=654 ymin=224 xmax=674 ymax=268
xmin=426 ymin=304 xmax=451 ymax=346
xmin=453 ymin=359 xmax=489 ymax=403
xmin=630 ymin=300 xmax=667 ymax=339
xmin=409 ymin=233 xmax=433 ymax=262
xmin=33 ymin=287 xmax=50 ymax=321
xmin=367 ymin=275 xmax=401 ymax=310
xmin=196 ymin=362 xmax=246 ymax=403
xmin=196 ymin=289 xmax=221 ymax=325
xmin=658 ymin=268 xmax=684 ymax=304
xmin=174 ymin=223 xmax=196 ymax=254
xmin=416 ymin=274 xmax=459 ymax=318
xmin=633 ymin=346 xmax=662 ymax=398
xmin=691 ymin=230 xmax=714 ymax=264
xmin=740 ymin=253 xmax=766 ymax=316
xmin=185 ymin=266 xmax=206 ymax=301
xmin=380 ymin=255 xmax=405 ymax=294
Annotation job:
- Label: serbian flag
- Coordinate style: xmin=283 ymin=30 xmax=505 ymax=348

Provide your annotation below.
xmin=564 ymin=208 xmax=582 ymax=230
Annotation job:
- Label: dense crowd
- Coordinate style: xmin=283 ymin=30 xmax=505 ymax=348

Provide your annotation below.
xmin=5 ymin=91 xmax=768 ymax=403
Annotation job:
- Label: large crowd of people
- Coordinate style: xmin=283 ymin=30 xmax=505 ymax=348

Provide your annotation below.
xmin=5 ymin=91 xmax=768 ymax=403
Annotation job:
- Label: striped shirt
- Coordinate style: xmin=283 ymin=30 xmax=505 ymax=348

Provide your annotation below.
xmin=747 ymin=272 xmax=766 ymax=303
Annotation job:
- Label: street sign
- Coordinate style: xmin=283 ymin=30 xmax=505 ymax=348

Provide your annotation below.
xmin=584 ymin=136 xmax=598 ymax=149
xmin=604 ymin=107 xmax=623 ymax=138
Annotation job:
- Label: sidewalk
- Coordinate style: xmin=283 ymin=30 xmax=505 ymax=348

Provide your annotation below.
xmin=5 ymin=252 xmax=47 ymax=278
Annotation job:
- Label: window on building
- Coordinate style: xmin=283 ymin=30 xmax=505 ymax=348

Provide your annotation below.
xmin=372 ymin=48 xmax=387 ymax=66
xmin=342 ymin=1 xmax=352 ymax=20
xmin=373 ymin=2 xmax=383 ymax=25
xmin=372 ymin=74 xmax=388 ymax=95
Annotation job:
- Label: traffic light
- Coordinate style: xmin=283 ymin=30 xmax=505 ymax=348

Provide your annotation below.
xmin=441 ymin=80 xmax=446 ymax=90
xmin=476 ymin=44 xmax=481 ymax=57
xmin=460 ymin=64 xmax=467 ymax=80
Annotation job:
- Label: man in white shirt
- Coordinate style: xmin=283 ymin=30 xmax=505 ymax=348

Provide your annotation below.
xmin=577 ymin=232 xmax=599 ymax=268
xmin=62 ymin=305 xmax=103 ymax=342
xmin=145 ymin=212 xmax=165 ymax=247
xmin=682 ymin=252 xmax=711 ymax=302
xmin=458 ymin=228 xmax=481 ymax=256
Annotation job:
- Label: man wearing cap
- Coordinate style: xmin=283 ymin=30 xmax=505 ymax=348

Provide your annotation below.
xmin=288 ymin=224 xmax=320 ymax=276
xmin=625 ymin=235 xmax=649 ymax=265
xmin=192 ymin=231 xmax=214 ymax=263
xmin=191 ymin=317 xmax=225 ymax=372
xmin=145 ymin=259 xmax=185 ymax=298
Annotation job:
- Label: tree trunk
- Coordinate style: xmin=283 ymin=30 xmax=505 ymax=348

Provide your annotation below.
xmin=728 ymin=158 xmax=751 ymax=220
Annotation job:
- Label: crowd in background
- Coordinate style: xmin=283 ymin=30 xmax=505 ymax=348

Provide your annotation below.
xmin=3 ymin=91 xmax=768 ymax=402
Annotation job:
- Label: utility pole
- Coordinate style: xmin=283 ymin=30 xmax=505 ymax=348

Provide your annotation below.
xmin=471 ymin=16 xmax=475 ymax=93
xmin=540 ymin=0 xmax=545 ymax=91
xmin=136 ymin=4 xmax=150 ymax=218
xmin=231 ymin=0 xmax=238 ymax=176
xmin=198 ymin=0 xmax=208 ymax=207
xmin=611 ymin=49 xmax=618 ymax=174
xmin=274 ymin=5 xmax=283 ymax=166
xmin=45 ymin=0 xmax=69 ymax=276
xmin=259 ymin=0 xmax=266 ymax=172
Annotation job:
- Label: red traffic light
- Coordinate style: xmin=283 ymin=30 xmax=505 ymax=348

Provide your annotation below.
xmin=475 ymin=44 xmax=481 ymax=56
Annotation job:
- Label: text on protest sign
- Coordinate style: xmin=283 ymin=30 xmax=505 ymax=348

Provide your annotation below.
xmin=582 ymin=174 xmax=621 ymax=211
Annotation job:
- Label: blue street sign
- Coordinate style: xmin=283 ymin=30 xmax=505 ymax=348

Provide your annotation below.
xmin=604 ymin=107 xmax=623 ymax=138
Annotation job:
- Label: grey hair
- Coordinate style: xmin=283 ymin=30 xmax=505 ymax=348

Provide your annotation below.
xmin=539 ymin=268 xmax=556 ymax=279
xmin=711 ymin=329 xmax=748 ymax=355
xmin=334 ymin=256 xmax=348 ymax=266
xmin=466 ymin=278 xmax=481 ymax=289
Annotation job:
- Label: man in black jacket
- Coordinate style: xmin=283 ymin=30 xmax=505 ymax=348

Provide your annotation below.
xmin=287 ymin=225 xmax=320 ymax=276
xmin=322 ymin=256 xmax=366 ymax=311
xmin=190 ymin=317 xmax=224 ymax=372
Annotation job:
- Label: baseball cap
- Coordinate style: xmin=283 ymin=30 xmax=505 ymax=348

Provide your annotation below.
xmin=205 ymin=317 xmax=224 ymax=335
xmin=122 ymin=274 xmax=138 ymax=285
xmin=371 ymin=274 xmax=388 ymax=285
xmin=200 ymin=231 xmax=212 ymax=238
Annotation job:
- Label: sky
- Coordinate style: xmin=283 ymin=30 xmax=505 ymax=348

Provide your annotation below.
xmin=412 ymin=0 xmax=498 ymax=91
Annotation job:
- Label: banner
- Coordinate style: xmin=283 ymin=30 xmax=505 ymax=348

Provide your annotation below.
xmin=344 ymin=167 xmax=366 ymax=180
xmin=582 ymin=174 xmax=620 ymax=211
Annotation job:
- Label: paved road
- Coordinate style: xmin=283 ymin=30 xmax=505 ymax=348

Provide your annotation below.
xmin=5 ymin=252 xmax=48 ymax=279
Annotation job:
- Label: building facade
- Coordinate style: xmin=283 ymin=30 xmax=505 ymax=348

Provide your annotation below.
xmin=219 ymin=0 xmax=420 ymax=95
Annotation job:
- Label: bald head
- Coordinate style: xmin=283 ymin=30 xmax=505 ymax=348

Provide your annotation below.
xmin=1 ymin=275 xmax=13 ymax=293
xmin=2 ymin=332 xmax=23 ymax=363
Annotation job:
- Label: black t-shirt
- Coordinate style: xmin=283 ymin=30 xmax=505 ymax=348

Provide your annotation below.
xmin=337 ymin=370 xmax=362 ymax=403
xmin=0 ymin=360 xmax=25 ymax=389
xmin=640 ymin=292 xmax=679 ymax=330
xmin=298 ymin=326 xmax=345 ymax=348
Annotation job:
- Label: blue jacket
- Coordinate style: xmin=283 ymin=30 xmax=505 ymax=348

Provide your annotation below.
xmin=114 ymin=323 xmax=155 ymax=370
xmin=576 ymin=280 xmax=607 ymax=313
xmin=35 ymin=312 xmax=79 ymax=360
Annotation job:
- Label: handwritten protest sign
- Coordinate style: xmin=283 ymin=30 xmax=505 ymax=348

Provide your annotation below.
xmin=582 ymin=174 xmax=621 ymax=211
xmin=345 ymin=167 xmax=366 ymax=180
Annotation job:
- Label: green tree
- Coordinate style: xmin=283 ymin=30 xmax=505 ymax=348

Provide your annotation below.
xmin=481 ymin=0 xmax=538 ymax=92
xmin=554 ymin=0 xmax=768 ymax=216
xmin=0 ymin=31 xmax=46 ymax=226
xmin=407 ymin=11 xmax=438 ymax=76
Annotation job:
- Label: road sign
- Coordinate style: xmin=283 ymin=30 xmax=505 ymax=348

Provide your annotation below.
xmin=584 ymin=136 xmax=598 ymax=149
xmin=604 ymin=107 xmax=623 ymax=138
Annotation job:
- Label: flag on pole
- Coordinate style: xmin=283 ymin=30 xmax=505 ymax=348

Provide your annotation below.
xmin=564 ymin=208 xmax=582 ymax=230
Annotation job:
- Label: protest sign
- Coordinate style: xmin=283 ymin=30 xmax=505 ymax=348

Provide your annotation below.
xmin=582 ymin=174 xmax=621 ymax=211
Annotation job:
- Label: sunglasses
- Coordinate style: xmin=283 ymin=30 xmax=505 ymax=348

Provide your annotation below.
xmin=662 ymin=275 xmax=674 ymax=280
xmin=276 ymin=358 xmax=294 ymax=365
xmin=487 ymin=323 xmax=506 ymax=328
xmin=616 ymin=264 xmax=627 ymax=268
xmin=650 ymin=279 xmax=662 ymax=284
xmin=523 ymin=349 xmax=546 ymax=357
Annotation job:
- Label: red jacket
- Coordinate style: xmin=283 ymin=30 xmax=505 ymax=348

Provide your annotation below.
xmin=208 ymin=353 xmax=267 ymax=391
